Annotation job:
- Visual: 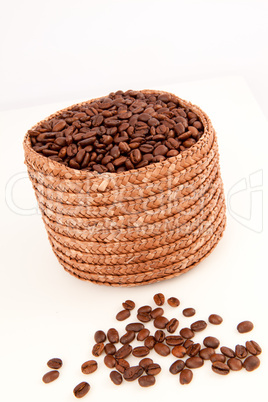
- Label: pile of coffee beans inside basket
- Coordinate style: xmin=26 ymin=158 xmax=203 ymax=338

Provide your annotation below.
xmin=42 ymin=294 xmax=261 ymax=398
xmin=29 ymin=90 xmax=204 ymax=173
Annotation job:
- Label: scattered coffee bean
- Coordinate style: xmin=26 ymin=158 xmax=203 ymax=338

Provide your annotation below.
xmin=104 ymin=355 xmax=116 ymax=369
xmin=243 ymin=356 xmax=260 ymax=371
xmin=120 ymin=331 xmax=135 ymax=344
xmin=137 ymin=305 xmax=152 ymax=315
xmin=47 ymin=358 xmax=62 ymax=370
xmin=146 ymin=363 xmax=161 ymax=376
xmin=165 ymin=335 xmax=184 ymax=346
xmin=115 ymin=344 xmax=132 ymax=359
xmin=227 ymin=358 xmax=242 ymax=371
xmin=126 ymin=323 xmax=144 ymax=332
xmin=104 ymin=343 xmax=117 ymax=355
xmin=73 ymin=382 xmax=90 ymax=398
xmin=183 ymin=308 xmax=196 ymax=317
xmin=115 ymin=358 xmax=130 ymax=373
xmin=203 ymin=336 xmax=220 ymax=349
xmin=210 ymin=353 xmax=226 ymax=363
xmin=137 ymin=313 xmax=151 ymax=323
xmin=150 ymin=307 xmax=164 ymax=319
xmin=122 ymin=300 xmax=135 ymax=310
xmin=172 ymin=345 xmax=187 ymax=358
xmin=183 ymin=339 xmax=194 ymax=348
xmin=92 ymin=343 xmax=104 ymax=357
xmin=132 ymin=346 xmax=150 ymax=357
xmin=169 ymin=359 xmax=185 ymax=374
xmin=186 ymin=343 xmax=201 ymax=357
xmin=167 ymin=297 xmax=180 ymax=307
xmin=137 ymin=328 xmax=150 ymax=341
xmin=212 ymin=361 xmax=230 ymax=375
xmin=237 ymin=321 xmax=254 ymax=333
xmin=185 ymin=357 xmax=204 ymax=369
xmin=245 ymin=340 xmax=262 ymax=355
xmin=191 ymin=320 xmax=207 ymax=332
xmin=138 ymin=375 xmax=156 ymax=387
xmin=123 ymin=366 xmax=144 ymax=381
xmin=220 ymin=347 xmax=235 ymax=358
xmin=154 ymin=343 xmax=170 ymax=356
xmin=166 ymin=318 xmax=179 ymax=333
xmin=110 ymin=370 xmax=123 ymax=385
xmin=144 ymin=336 xmax=156 ymax=349
xmin=180 ymin=328 xmax=195 ymax=339
xmin=154 ymin=316 xmax=169 ymax=329
xmin=199 ymin=348 xmax=215 ymax=360
xmin=42 ymin=370 xmax=60 ymax=384
xmin=107 ymin=328 xmax=119 ymax=343
xmin=116 ymin=309 xmax=131 ymax=321
xmin=154 ymin=330 xmax=166 ymax=343
xmin=94 ymin=330 xmax=106 ymax=343
xmin=81 ymin=360 xmax=98 ymax=374
xmin=180 ymin=369 xmax=193 ymax=384
xmin=208 ymin=314 xmax=223 ymax=325
xmin=235 ymin=345 xmax=248 ymax=359
xmin=139 ymin=358 xmax=154 ymax=369
xmin=153 ymin=293 xmax=165 ymax=306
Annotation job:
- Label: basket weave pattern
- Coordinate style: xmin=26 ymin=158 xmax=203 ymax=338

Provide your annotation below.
xmin=23 ymin=90 xmax=226 ymax=286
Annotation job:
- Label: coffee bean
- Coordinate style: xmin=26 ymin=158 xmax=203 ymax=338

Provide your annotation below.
xmin=81 ymin=360 xmax=98 ymax=374
xmin=208 ymin=314 xmax=223 ymax=325
xmin=114 ymin=344 xmax=132 ymax=359
xmin=146 ymin=363 xmax=161 ymax=376
xmin=122 ymin=300 xmax=135 ymax=310
xmin=144 ymin=336 xmax=156 ymax=349
xmin=73 ymin=382 xmax=90 ymax=398
xmin=154 ymin=316 xmax=169 ymax=329
xmin=169 ymin=359 xmax=185 ymax=374
xmin=130 ymin=149 xmax=142 ymax=164
xmin=94 ymin=330 xmax=106 ymax=343
xmin=115 ymin=358 xmax=130 ymax=373
xmin=153 ymin=145 xmax=168 ymax=156
xmin=123 ymin=366 xmax=144 ymax=381
xmin=235 ymin=345 xmax=248 ymax=359
xmin=150 ymin=308 xmax=164 ymax=319
xmin=42 ymin=370 xmax=59 ymax=383
xmin=47 ymin=358 xmax=62 ymax=369
xmin=199 ymin=348 xmax=215 ymax=360
xmin=110 ymin=370 xmax=123 ymax=385
xmin=92 ymin=343 xmax=104 ymax=357
xmin=190 ymin=320 xmax=207 ymax=332
xmin=212 ymin=361 xmax=230 ymax=375
xmin=220 ymin=347 xmax=235 ymax=358
xmin=245 ymin=340 xmax=262 ymax=355
xmin=138 ymin=375 xmax=156 ymax=387
xmin=120 ymin=331 xmax=135 ymax=344
xmin=105 ymin=343 xmax=117 ymax=355
xmin=165 ymin=336 xmax=184 ymax=346
xmin=237 ymin=321 xmax=254 ymax=333
xmin=126 ymin=323 xmax=144 ymax=332
xmin=172 ymin=345 xmax=187 ymax=358
xmin=180 ymin=369 xmax=193 ymax=384
xmin=210 ymin=353 xmax=226 ymax=363
xmin=139 ymin=358 xmax=154 ymax=369
xmin=104 ymin=355 xmax=116 ymax=368
xmin=132 ymin=346 xmax=150 ymax=357
xmin=167 ymin=297 xmax=180 ymax=307
xmin=116 ymin=309 xmax=131 ymax=321
xmin=53 ymin=120 xmax=66 ymax=132
xmin=154 ymin=343 xmax=170 ymax=356
xmin=184 ymin=339 xmax=194 ymax=348
xmin=137 ymin=328 xmax=150 ymax=341
xmin=203 ymin=336 xmax=220 ymax=349
xmin=137 ymin=313 xmax=151 ymax=322
xmin=185 ymin=356 xmax=204 ymax=369
xmin=243 ymin=356 xmax=260 ymax=371
xmin=227 ymin=358 xmax=243 ymax=371
xmin=186 ymin=343 xmax=201 ymax=357
xmin=154 ymin=330 xmax=166 ymax=343
xmin=182 ymin=308 xmax=196 ymax=317
xmin=153 ymin=293 xmax=165 ymax=306
xmin=166 ymin=318 xmax=179 ymax=333
xmin=137 ymin=305 xmax=152 ymax=315
xmin=180 ymin=328 xmax=195 ymax=339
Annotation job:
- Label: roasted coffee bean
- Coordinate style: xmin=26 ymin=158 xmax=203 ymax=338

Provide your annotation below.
xmin=172 ymin=345 xmax=187 ymax=358
xmin=154 ymin=343 xmax=170 ymax=356
xmin=139 ymin=358 xmax=154 ymax=369
xmin=123 ymin=366 xmax=144 ymax=381
xmin=208 ymin=314 xmax=223 ymax=325
xmin=186 ymin=343 xmax=201 ymax=357
xmin=185 ymin=357 xmax=204 ymax=369
xmin=203 ymin=336 xmax=220 ymax=349
xmin=120 ymin=331 xmax=135 ymax=344
xmin=154 ymin=330 xmax=166 ymax=343
xmin=220 ymin=347 xmax=235 ymax=358
xmin=94 ymin=330 xmax=106 ymax=343
xmin=110 ymin=370 xmax=123 ymax=385
xmin=137 ymin=328 xmax=150 ymax=341
xmin=166 ymin=318 xmax=179 ymax=333
xmin=146 ymin=363 xmax=161 ymax=376
xmin=92 ymin=343 xmax=104 ymax=357
xmin=154 ymin=316 xmax=169 ymax=329
xmin=243 ymin=356 xmax=260 ymax=371
xmin=81 ymin=360 xmax=98 ymax=374
xmin=42 ymin=370 xmax=59 ymax=383
xmin=227 ymin=358 xmax=242 ymax=371
xmin=169 ymin=359 xmax=185 ymax=374
xmin=138 ymin=375 xmax=156 ymax=387
xmin=165 ymin=336 xmax=184 ymax=346
xmin=130 ymin=149 xmax=142 ymax=164
xmin=153 ymin=293 xmax=165 ymax=306
xmin=53 ymin=120 xmax=66 ymax=131
xmin=183 ymin=308 xmax=196 ymax=317
xmin=132 ymin=346 xmax=150 ymax=357
xmin=137 ymin=305 xmax=152 ymax=314
xmin=115 ymin=358 xmax=130 ymax=373
xmin=199 ymin=348 xmax=215 ymax=360
xmin=150 ymin=307 xmax=164 ymax=319
xmin=210 ymin=353 xmax=226 ymax=363
xmin=184 ymin=339 xmax=194 ymax=348
xmin=47 ymin=358 xmax=62 ymax=369
xmin=191 ymin=320 xmax=207 ymax=332
xmin=114 ymin=344 xmax=132 ymax=359
xmin=245 ymin=340 xmax=262 ymax=355
xmin=116 ymin=309 xmax=131 ymax=321
xmin=212 ymin=361 xmax=230 ymax=375
xmin=126 ymin=323 xmax=144 ymax=332
xmin=167 ymin=297 xmax=180 ymax=307
xmin=180 ymin=328 xmax=194 ymax=339
xmin=144 ymin=336 xmax=156 ymax=350
xmin=237 ymin=320 xmax=254 ymax=333
xmin=137 ymin=313 xmax=151 ymax=323
xmin=105 ymin=343 xmax=117 ymax=355
xmin=73 ymin=382 xmax=90 ymax=398
xmin=122 ymin=300 xmax=135 ymax=310
xmin=180 ymin=369 xmax=193 ymax=384
xmin=235 ymin=345 xmax=248 ymax=359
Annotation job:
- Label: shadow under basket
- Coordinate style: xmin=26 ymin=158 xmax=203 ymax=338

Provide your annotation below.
xmin=23 ymin=90 xmax=226 ymax=287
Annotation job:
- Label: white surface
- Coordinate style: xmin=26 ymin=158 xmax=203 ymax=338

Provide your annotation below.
xmin=1 ymin=0 xmax=268 ymax=121
xmin=0 ymin=77 xmax=267 ymax=402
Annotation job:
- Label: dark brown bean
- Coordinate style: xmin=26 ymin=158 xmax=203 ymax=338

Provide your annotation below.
xmin=122 ymin=300 xmax=135 ymax=310
xmin=104 ymin=355 xmax=116 ymax=368
xmin=137 ymin=313 xmax=151 ymax=323
xmin=199 ymin=348 xmax=215 ymax=360
xmin=116 ymin=309 xmax=131 ymax=321
xmin=115 ymin=358 xmax=130 ymax=373
xmin=210 ymin=353 xmax=226 ymax=363
xmin=212 ymin=361 xmax=230 ymax=375
xmin=137 ymin=328 xmax=150 ymax=341
xmin=126 ymin=323 xmax=144 ymax=332
xmin=139 ymin=358 xmax=154 ymax=369
xmin=169 ymin=359 xmax=185 ymax=374
xmin=187 ymin=343 xmax=201 ymax=357
xmin=184 ymin=339 xmax=194 ymax=348
xmin=73 ymin=382 xmax=90 ymax=398
xmin=138 ymin=375 xmax=156 ymax=387
xmin=203 ymin=336 xmax=220 ymax=349
xmin=237 ymin=321 xmax=254 ymax=333
xmin=105 ymin=343 xmax=116 ymax=355
xmin=144 ymin=336 xmax=156 ymax=350
xmin=92 ymin=343 xmax=104 ymax=357
xmin=47 ymin=358 xmax=62 ymax=370
xmin=208 ymin=314 xmax=223 ymax=325
xmin=220 ymin=347 xmax=235 ymax=358
xmin=185 ymin=356 xmax=204 ymax=369
xmin=154 ymin=330 xmax=165 ymax=343
xmin=81 ymin=360 xmax=98 ymax=374
xmin=110 ymin=370 xmax=123 ymax=385
xmin=153 ymin=293 xmax=165 ymax=306
xmin=150 ymin=307 xmax=164 ymax=319
xmin=245 ymin=340 xmax=262 ymax=355
xmin=114 ymin=344 xmax=132 ymax=359
xmin=172 ymin=345 xmax=187 ymax=358
xmin=165 ymin=335 xmax=184 ymax=346
xmin=132 ymin=346 xmax=150 ymax=357
xmin=180 ymin=328 xmax=195 ymax=339
xmin=235 ymin=344 xmax=248 ymax=359
xmin=154 ymin=316 xmax=169 ymax=329
xmin=123 ymin=366 xmax=144 ymax=381
xmin=146 ymin=363 xmax=161 ymax=375
xmin=154 ymin=343 xmax=170 ymax=356
xmin=243 ymin=356 xmax=260 ymax=371
xmin=120 ymin=331 xmax=135 ymax=344
xmin=94 ymin=330 xmax=106 ymax=343
xmin=191 ymin=320 xmax=207 ymax=332
xmin=227 ymin=358 xmax=243 ymax=371
xmin=183 ymin=308 xmax=196 ymax=317
xmin=42 ymin=370 xmax=59 ymax=383
xmin=137 ymin=305 xmax=152 ymax=314
xmin=180 ymin=369 xmax=193 ymax=384
xmin=167 ymin=297 xmax=180 ymax=307
xmin=166 ymin=318 xmax=179 ymax=333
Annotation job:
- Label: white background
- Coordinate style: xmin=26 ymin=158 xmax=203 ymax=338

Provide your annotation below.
xmin=0 ymin=1 xmax=268 ymax=402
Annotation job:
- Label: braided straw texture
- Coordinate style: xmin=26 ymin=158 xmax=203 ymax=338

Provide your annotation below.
xmin=23 ymin=90 xmax=226 ymax=286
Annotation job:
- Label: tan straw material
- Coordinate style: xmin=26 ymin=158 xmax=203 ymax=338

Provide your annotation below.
xmin=23 ymin=90 xmax=226 ymax=286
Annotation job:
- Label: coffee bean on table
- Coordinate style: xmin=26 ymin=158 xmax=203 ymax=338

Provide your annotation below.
xmin=137 ymin=305 xmax=152 ymax=315
xmin=245 ymin=340 xmax=262 ymax=355
xmin=243 ymin=356 xmax=260 ymax=371
xmin=104 ymin=355 xmax=116 ymax=369
xmin=114 ymin=344 xmax=132 ymax=359
xmin=115 ymin=358 xmax=130 ymax=373
xmin=184 ymin=339 xmax=194 ymax=348
xmin=183 ymin=308 xmax=196 ymax=317
xmin=154 ymin=316 xmax=169 ymax=329
xmin=137 ymin=313 xmax=151 ymax=323
xmin=47 ymin=358 xmax=62 ymax=369
xmin=120 ymin=331 xmax=135 ymax=344
xmin=172 ymin=345 xmax=187 ymax=358
xmin=138 ymin=375 xmax=156 ymax=387
xmin=94 ymin=330 xmax=106 ymax=343
xmin=167 ymin=297 xmax=180 ymax=307
xmin=166 ymin=318 xmax=179 ymax=333
xmin=144 ymin=336 xmax=156 ymax=349
xmin=190 ymin=320 xmax=207 ymax=332
xmin=123 ymin=366 xmax=144 ymax=381
xmin=180 ymin=369 xmax=193 ymax=384
xmin=220 ymin=347 xmax=235 ymax=358
xmin=154 ymin=343 xmax=170 ymax=356
xmin=81 ymin=360 xmax=98 ymax=374
xmin=212 ymin=362 xmax=230 ymax=375
xmin=146 ymin=363 xmax=161 ymax=376
xmin=92 ymin=343 xmax=104 ymax=357
xmin=237 ymin=321 xmax=254 ymax=333
xmin=165 ymin=335 xmax=184 ymax=346
xmin=154 ymin=330 xmax=166 ymax=342
xmin=208 ymin=314 xmax=223 ymax=325
xmin=137 ymin=328 xmax=150 ymax=341
xmin=150 ymin=307 xmax=164 ymax=319
xmin=210 ymin=353 xmax=226 ymax=363
xmin=107 ymin=328 xmax=119 ymax=343
xmin=110 ymin=370 xmax=123 ymax=385
xmin=132 ymin=346 xmax=150 ymax=357
xmin=199 ymin=348 xmax=215 ymax=360
xmin=122 ymin=300 xmax=135 ymax=310
xmin=180 ymin=328 xmax=195 ymax=339
xmin=235 ymin=345 xmax=248 ymax=359
xmin=105 ymin=343 xmax=117 ymax=355
xmin=227 ymin=358 xmax=243 ymax=371
xmin=73 ymin=382 xmax=90 ymax=398
xmin=139 ymin=358 xmax=154 ymax=369
xmin=186 ymin=343 xmax=201 ymax=357
xmin=169 ymin=360 xmax=185 ymax=374
xmin=116 ymin=309 xmax=131 ymax=321
xmin=42 ymin=370 xmax=60 ymax=383
xmin=153 ymin=293 xmax=165 ymax=306
xmin=126 ymin=323 xmax=144 ymax=332
xmin=185 ymin=357 xmax=204 ymax=369
xmin=203 ymin=336 xmax=220 ymax=349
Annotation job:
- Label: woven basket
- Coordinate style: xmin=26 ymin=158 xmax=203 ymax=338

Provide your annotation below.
xmin=23 ymin=90 xmax=226 ymax=286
